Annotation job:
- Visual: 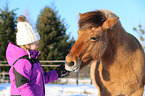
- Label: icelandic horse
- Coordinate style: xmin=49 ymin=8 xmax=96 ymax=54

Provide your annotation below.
xmin=65 ymin=9 xmax=145 ymax=96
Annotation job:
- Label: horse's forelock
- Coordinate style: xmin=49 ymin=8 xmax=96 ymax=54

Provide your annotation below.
xmin=78 ymin=11 xmax=107 ymax=30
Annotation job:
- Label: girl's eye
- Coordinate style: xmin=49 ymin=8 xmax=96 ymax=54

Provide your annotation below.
xmin=91 ymin=37 xmax=99 ymax=41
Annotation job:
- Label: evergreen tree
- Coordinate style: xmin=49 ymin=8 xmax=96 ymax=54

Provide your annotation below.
xmin=0 ymin=5 xmax=17 ymax=61
xmin=36 ymin=6 xmax=75 ymax=62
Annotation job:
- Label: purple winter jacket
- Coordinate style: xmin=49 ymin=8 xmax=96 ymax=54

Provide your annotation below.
xmin=6 ymin=42 xmax=58 ymax=96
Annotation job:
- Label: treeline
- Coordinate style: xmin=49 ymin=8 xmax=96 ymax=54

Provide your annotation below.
xmin=0 ymin=5 xmax=75 ymax=71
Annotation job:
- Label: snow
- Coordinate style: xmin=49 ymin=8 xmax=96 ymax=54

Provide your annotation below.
xmin=0 ymin=83 xmax=98 ymax=96
xmin=1 ymin=83 xmax=145 ymax=96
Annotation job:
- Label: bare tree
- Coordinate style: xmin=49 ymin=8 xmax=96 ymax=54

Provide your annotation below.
xmin=133 ymin=25 xmax=145 ymax=49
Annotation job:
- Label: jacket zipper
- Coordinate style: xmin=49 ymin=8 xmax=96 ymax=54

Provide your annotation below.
xmin=36 ymin=59 xmax=45 ymax=95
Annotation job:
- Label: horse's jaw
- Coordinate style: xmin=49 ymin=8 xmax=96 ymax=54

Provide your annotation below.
xmin=65 ymin=63 xmax=81 ymax=72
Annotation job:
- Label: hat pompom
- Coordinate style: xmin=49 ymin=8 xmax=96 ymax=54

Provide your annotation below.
xmin=17 ymin=15 xmax=26 ymax=22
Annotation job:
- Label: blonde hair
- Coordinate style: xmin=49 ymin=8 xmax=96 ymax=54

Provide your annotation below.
xmin=20 ymin=45 xmax=31 ymax=59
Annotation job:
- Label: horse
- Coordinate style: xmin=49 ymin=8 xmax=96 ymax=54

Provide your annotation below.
xmin=65 ymin=9 xmax=145 ymax=96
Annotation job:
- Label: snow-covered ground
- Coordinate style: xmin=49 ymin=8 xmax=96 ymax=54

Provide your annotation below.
xmin=1 ymin=83 xmax=145 ymax=96
xmin=0 ymin=83 xmax=98 ymax=96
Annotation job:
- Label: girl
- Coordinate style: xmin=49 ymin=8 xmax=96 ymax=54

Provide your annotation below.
xmin=6 ymin=15 xmax=68 ymax=96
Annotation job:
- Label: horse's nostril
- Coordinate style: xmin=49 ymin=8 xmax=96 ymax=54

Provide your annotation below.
xmin=69 ymin=61 xmax=75 ymax=67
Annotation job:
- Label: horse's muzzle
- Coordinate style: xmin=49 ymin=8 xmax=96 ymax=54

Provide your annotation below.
xmin=65 ymin=60 xmax=80 ymax=72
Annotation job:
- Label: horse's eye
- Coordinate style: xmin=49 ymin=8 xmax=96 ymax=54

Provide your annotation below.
xmin=91 ymin=37 xmax=99 ymax=41
xmin=88 ymin=26 xmax=92 ymax=29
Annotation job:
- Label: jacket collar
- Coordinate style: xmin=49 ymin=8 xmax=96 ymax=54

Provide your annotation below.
xmin=29 ymin=50 xmax=40 ymax=59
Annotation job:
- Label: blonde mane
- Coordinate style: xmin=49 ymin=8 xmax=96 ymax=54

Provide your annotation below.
xmin=100 ymin=9 xmax=123 ymax=28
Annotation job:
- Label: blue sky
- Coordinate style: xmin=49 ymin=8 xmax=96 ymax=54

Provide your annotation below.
xmin=0 ymin=0 xmax=145 ymax=42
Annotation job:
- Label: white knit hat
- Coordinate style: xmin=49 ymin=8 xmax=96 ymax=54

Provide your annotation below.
xmin=16 ymin=22 xmax=40 ymax=45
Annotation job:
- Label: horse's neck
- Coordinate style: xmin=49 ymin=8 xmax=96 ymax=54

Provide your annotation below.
xmin=102 ymin=24 xmax=134 ymax=65
xmin=109 ymin=22 xmax=127 ymax=44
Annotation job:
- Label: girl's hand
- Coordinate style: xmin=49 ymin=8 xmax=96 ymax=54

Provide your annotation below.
xmin=56 ymin=64 xmax=69 ymax=78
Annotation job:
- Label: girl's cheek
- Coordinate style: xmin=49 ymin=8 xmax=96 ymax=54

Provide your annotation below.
xmin=30 ymin=45 xmax=37 ymax=50
xmin=36 ymin=45 xmax=38 ymax=49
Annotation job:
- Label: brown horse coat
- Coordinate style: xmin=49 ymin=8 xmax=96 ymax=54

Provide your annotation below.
xmin=65 ymin=9 xmax=145 ymax=96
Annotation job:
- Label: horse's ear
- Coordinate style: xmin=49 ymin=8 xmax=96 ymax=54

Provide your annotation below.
xmin=102 ymin=17 xmax=119 ymax=30
xmin=79 ymin=13 xmax=82 ymax=17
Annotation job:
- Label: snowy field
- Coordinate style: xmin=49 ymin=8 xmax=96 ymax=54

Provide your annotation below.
xmin=1 ymin=83 xmax=145 ymax=96
xmin=0 ymin=83 xmax=98 ymax=96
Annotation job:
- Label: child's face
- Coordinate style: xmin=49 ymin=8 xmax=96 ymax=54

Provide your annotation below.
xmin=29 ymin=40 xmax=39 ymax=50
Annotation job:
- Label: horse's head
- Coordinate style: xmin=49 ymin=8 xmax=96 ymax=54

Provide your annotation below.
xmin=65 ymin=11 xmax=119 ymax=72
